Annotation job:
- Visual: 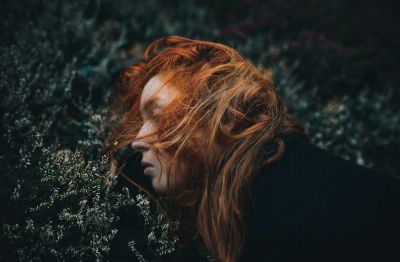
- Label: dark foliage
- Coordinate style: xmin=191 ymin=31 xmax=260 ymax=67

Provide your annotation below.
xmin=1 ymin=0 xmax=399 ymax=260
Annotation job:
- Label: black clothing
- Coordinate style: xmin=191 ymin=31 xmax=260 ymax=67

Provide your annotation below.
xmin=108 ymin=133 xmax=400 ymax=261
xmin=240 ymin=133 xmax=400 ymax=261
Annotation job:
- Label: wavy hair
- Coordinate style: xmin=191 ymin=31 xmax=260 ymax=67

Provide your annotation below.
xmin=106 ymin=35 xmax=307 ymax=262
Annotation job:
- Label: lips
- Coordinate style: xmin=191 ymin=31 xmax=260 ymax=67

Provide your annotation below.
xmin=140 ymin=160 xmax=154 ymax=168
xmin=141 ymin=160 xmax=155 ymax=176
xmin=143 ymin=166 xmax=155 ymax=176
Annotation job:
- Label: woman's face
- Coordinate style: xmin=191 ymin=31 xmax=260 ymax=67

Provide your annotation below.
xmin=130 ymin=74 xmax=183 ymax=193
xmin=130 ymin=73 xmax=234 ymax=193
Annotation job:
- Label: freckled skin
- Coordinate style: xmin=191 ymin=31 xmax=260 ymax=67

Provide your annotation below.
xmin=131 ymin=74 xmax=234 ymax=193
xmin=130 ymin=74 xmax=182 ymax=193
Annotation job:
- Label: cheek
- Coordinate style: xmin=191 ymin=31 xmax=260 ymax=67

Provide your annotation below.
xmin=154 ymin=151 xmax=174 ymax=179
xmin=157 ymin=154 xmax=187 ymax=184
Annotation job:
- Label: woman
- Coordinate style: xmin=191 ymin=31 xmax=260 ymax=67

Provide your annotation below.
xmin=107 ymin=35 xmax=400 ymax=261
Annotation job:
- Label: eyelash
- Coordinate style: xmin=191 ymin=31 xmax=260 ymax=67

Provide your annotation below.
xmin=150 ymin=114 xmax=161 ymax=122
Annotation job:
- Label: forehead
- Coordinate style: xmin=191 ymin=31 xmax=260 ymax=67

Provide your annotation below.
xmin=140 ymin=74 xmax=180 ymax=111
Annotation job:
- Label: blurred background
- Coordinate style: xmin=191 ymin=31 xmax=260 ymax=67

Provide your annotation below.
xmin=1 ymin=0 xmax=399 ymax=260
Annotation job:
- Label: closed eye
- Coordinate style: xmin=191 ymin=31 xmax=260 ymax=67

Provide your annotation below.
xmin=148 ymin=113 xmax=159 ymax=120
xmin=141 ymin=98 xmax=162 ymax=120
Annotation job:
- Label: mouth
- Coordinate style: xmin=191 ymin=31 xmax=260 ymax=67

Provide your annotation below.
xmin=141 ymin=160 xmax=155 ymax=176
xmin=143 ymin=166 xmax=155 ymax=176
xmin=141 ymin=160 xmax=154 ymax=168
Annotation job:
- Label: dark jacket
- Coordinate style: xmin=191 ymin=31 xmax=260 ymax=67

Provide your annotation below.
xmin=108 ymin=133 xmax=400 ymax=261
xmin=239 ymin=133 xmax=400 ymax=261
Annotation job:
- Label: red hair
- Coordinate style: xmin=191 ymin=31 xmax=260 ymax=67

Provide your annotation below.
xmin=107 ymin=35 xmax=307 ymax=261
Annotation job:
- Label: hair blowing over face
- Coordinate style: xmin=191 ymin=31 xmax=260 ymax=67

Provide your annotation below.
xmin=107 ymin=35 xmax=307 ymax=262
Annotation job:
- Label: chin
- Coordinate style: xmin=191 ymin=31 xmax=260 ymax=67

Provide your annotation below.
xmin=151 ymin=182 xmax=166 ymax=194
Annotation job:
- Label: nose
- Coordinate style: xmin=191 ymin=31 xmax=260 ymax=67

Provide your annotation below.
xmin=130 ymin=139 xmax=151 ymax=153
xmin=131 ymin=122 xmax=153 ymax=153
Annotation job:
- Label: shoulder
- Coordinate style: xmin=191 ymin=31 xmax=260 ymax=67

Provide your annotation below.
xmin=241 ymin=133 xmax=400 ymax=261
xmin=252 ymin=133 xmax=400 ymax=198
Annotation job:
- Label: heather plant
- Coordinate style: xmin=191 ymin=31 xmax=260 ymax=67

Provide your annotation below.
xmin=2 ymin=128 xmax=133 ymax=261
xmin=1 ymin=0 xmax=214 ymax=260
xmin=133 ymin=193 xmax=179 ymax=256
xmin=209 ymin=0 xmax=400 ymax=100
xmin=236 ymin=37 xmax=400 ymax=177
xmin=1 ymin=0 xmax=399 ymax=261
xmin=275 ymin=61 xmax=400 ymax=176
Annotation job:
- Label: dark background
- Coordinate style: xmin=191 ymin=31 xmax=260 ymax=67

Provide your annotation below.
xmin=1 ymin=0 xmax=399 ymax=260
